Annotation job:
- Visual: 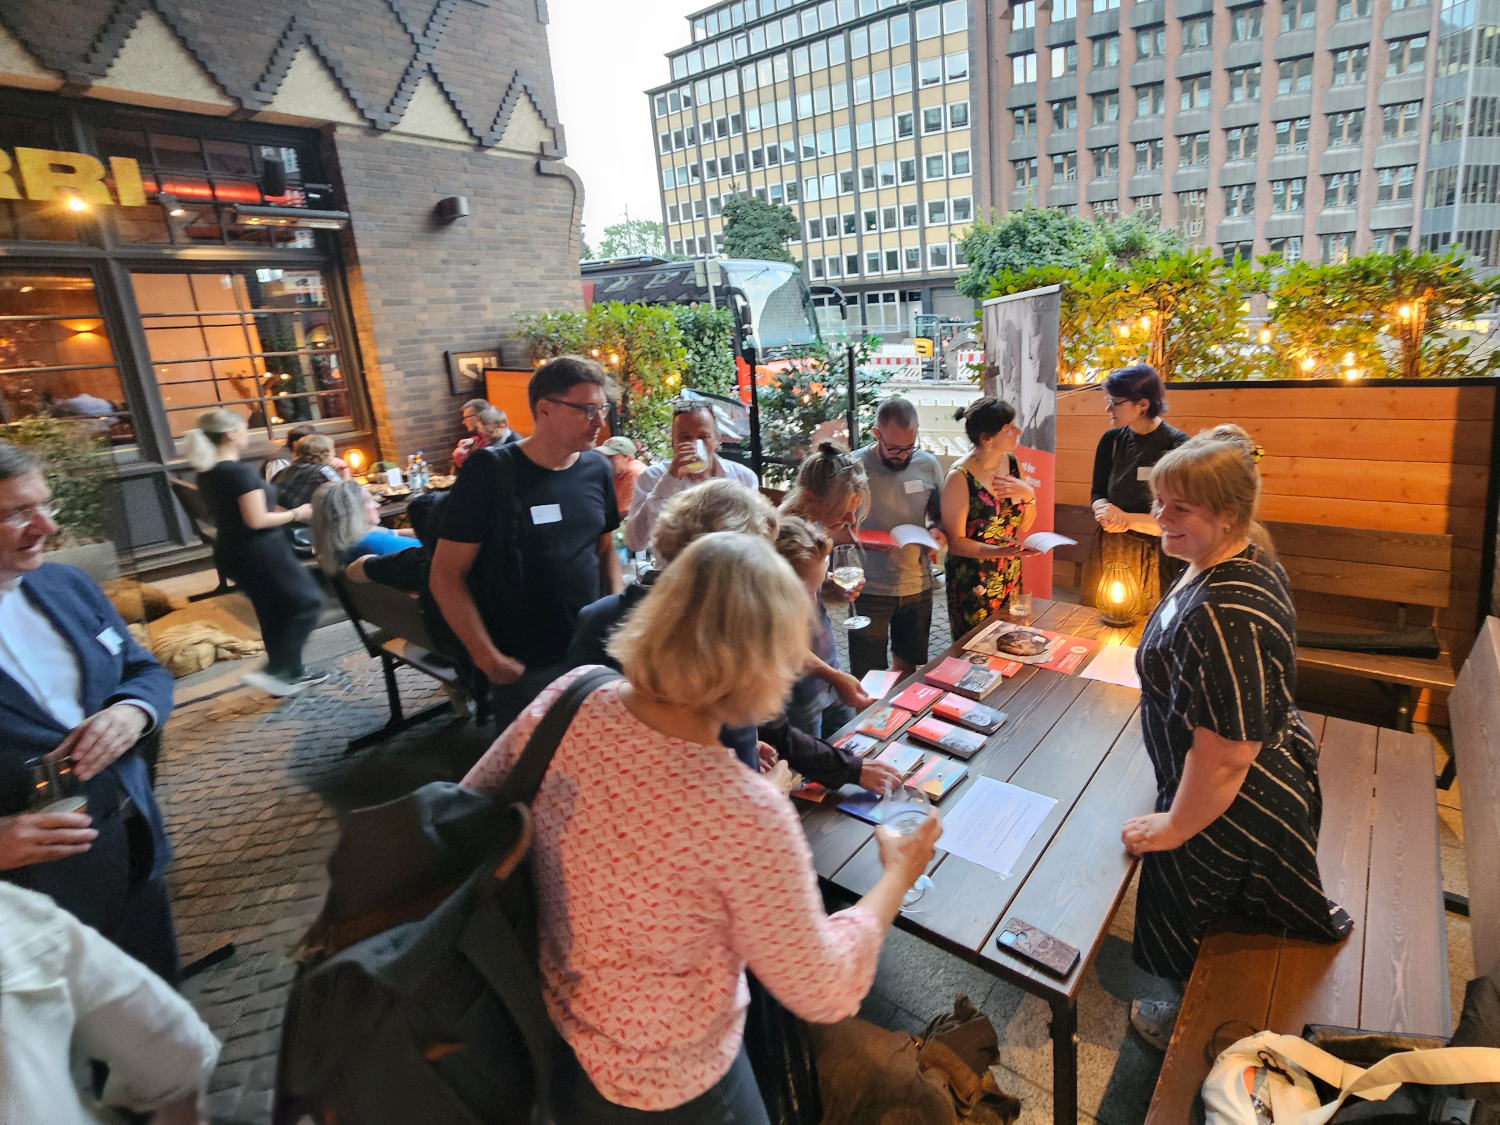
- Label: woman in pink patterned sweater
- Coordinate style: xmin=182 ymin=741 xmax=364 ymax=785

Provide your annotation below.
xmin=462 ymin=532 xmax=940 ymax=1123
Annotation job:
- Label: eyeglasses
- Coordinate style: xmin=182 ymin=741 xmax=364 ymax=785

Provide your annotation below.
xmin=543 ymin=398 xmax=606 ymax=421
xmin=878 ymin=435 xmax=917 ymax=456
xmin=0 ymin=501 xmax=59 ymax=531
xmin=1103 ymin=396 xmax=1132 ymax=409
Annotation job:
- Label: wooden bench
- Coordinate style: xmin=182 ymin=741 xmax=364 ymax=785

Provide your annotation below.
xmin=1054 ymin=505 xmax=1455 ymax=736
xmin=1449 ymin=615 xmax=1500 ymax=982
xmin=331 ymin=575 xmax=479 ymax=753
xmin=1144 ymin=710 xmax=1452 ymax=1124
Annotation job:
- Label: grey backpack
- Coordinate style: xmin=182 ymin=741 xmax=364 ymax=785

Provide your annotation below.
xmin=273 ymin=667 xmax=621 ymax=1125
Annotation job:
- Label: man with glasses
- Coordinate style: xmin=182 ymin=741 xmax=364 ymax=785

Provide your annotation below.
xmin=623 ymin=399 xmax=757 ymax=553
xmin=849 ymin=398 xmax=947 ymax=679
xmin=433 ymin=356 xmax=623 ymax=725
xmin=0 ymin=441 xmax=179 ymax=982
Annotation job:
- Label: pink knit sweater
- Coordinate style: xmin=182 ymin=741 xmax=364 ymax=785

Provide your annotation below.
xmin=461 ymin=668 xmax=884 ymax=1110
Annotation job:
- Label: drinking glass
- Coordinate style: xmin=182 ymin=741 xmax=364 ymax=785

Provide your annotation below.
xmin=25 ymin=755 xmax=83 ymax=814
xmin=830 ymin=544 xmax=870 ymax=630
xmin=1009 ymin=589 xmax=1033 ymax=621
xmin=875 ymin=781 xmax=935 ymax=911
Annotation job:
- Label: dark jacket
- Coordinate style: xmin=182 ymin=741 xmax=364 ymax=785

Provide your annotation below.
xmin=564 ymin=578 xmax=863 ymax=787
xmin=0 ymin=564 xmax=175 ymax=884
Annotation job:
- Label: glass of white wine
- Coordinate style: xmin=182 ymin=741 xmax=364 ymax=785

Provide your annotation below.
xmin=830 ymin=543 xmax=870 ymax=630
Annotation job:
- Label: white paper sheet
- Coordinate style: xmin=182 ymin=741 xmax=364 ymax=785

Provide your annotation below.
xmin=1080 ymin=644 xmax=1141 ymax=690
xmin=936 ymin=777 xmax=1057 ymax=878
xmin=890 ymin=523 xmax=940 ymax=549
xmin=1022 ymin=531 xmax=1078 ymax=554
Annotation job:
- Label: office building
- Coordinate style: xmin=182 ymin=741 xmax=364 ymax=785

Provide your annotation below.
xmin=984 ymin=0 xmax=1455 ymax=266
xmin=647 ymin=0 xmax=980 ymax=339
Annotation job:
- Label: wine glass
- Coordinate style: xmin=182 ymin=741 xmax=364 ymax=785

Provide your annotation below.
xmin=875 ymin=780 xmax=935 ymax=911
xmin=830 ymin=543 xmax=870 ymax=630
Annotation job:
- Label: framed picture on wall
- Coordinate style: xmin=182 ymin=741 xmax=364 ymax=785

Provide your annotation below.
xmin=446 ymin=349 xmax=500 ymax=397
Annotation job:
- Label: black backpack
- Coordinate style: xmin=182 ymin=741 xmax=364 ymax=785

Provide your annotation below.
xmin=273 ymin=666 xmax=621 ymax=1125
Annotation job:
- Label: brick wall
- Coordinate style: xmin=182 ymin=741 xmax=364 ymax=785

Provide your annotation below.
xmin=330 ymin=128 xmax=582 ymax=466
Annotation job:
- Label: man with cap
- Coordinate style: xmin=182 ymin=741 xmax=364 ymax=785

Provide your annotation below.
xmin=599 ymin=435 xmax=646 ymax=514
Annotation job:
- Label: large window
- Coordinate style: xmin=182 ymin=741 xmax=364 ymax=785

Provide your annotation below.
xmin=131 ymin=269 xmax=349 ymax=440
xmin=0 ymin=271 xmax=131 ymax=443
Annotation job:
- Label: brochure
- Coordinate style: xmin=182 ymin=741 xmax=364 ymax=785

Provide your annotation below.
xmin=932 ymin=693 xmax=1008 ymax=735
xmin=874 ymin=741 xmax=926 ymax=776
xmin=908 ymin=754 xmax=969 ymax=800
xmin=905 ymin=715 xmax=988 ymax=760
xmin=891 ymin=682 xmax=942 ymax=713
xmin=966 ymin=621 xmax=1097 ymax=673
xmin=855 ymin=524 xmax=941 ymax=551
xmin=925 ymin=654 xmax=1021 ymax=698
xmin=857 ymin=705 xmax=912 ymax=739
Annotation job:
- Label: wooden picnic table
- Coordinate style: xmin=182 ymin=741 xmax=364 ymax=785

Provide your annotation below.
xmin=801 ymin=597 xmax=1150 ymax=1125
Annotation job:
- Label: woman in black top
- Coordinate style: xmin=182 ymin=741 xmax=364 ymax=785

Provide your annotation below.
xmin=1121 ymin=425 xmax=1350 ymax=1051
xmin=185 ymin=409 xmax=326 ymax=697
xmin=1084 ymin=364 xmax=1188 ymax=615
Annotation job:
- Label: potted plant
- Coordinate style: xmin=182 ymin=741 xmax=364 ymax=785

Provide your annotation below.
xmin=2 ymin=415 xmax=118 ymax=580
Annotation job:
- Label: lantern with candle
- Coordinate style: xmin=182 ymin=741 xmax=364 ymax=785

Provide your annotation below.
xmin=1097 ymin=560 xmax=1143 ymax=626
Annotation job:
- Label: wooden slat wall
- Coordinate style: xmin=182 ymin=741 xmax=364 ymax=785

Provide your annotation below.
xmin=1054 ymin=384 xmax=1496 ymax=725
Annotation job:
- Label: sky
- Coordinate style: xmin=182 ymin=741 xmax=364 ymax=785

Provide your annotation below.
xmin=547 ymin=0 xmax=701 ymax=251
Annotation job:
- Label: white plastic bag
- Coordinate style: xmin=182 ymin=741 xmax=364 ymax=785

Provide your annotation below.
xmin=1202 ymin=1030 xmax=1500 ymax=1125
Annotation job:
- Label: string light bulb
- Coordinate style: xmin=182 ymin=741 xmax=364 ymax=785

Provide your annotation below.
xmin=65 ymin=195 xmax=88 ymax=213
xmin=1398 ymin=304 xmax=1413 ymax=319
xmin=1258 ymin=327 xmax=1272 ymax=344
xmin=1344 ymin=352 xmax=1356 ymax=367
xmin=1301 ymin=357 xmax=1315 ymax=372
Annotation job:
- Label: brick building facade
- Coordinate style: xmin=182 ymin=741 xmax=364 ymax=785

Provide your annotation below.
xmin=0 ymin=0 xmax=581 ymax=566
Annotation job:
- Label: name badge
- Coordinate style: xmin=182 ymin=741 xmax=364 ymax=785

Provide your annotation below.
xmin=530 ymin=504 xmax=562 ymax=525
xmin=97 ymin=627 xmax=123 ymax=655
xmin=903 ymin=479 xmax=925 ymax=494
xmin=1157 ymin=598 xmax=1177 ymax=630
xmin=1136 ymin=465 xmax=1153 ymax=482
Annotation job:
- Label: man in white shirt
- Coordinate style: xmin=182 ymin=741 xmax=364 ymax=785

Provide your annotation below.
xmin=623 ymin=401 xmax=758 ymax=553
xmin=0 ymin=441 xmax=179 ymax=981
xmin=0 ymin=880 xmax=218 ymax=1125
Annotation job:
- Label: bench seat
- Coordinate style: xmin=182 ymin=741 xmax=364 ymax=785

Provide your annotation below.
xmin=1296 ymin=646 xmax=1456 ymax=692
xmin=1144 ymin=712 xmax=1449 ymax=1125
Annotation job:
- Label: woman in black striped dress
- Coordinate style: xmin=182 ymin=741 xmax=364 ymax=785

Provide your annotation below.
xmin=1121 ymin=425 xmax=1352 ymax=1051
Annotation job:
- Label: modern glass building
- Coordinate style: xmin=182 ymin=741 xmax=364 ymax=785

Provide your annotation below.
xmin=647 ymin=0 xmax=981 ymax=340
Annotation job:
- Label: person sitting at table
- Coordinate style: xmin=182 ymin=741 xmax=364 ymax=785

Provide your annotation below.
xmin=462 ymin=532 xmax=942 ymax=1123
xmin=452 ymin=401 xmax=515 ymax=470
xmin=309 ymin=480 xmax=415 ymax=574
xmin=1120 ymin=424 xmax=1351 ymax=1052
xmin=1084 ymin=364 xmax=1189 ymax=617
xmin=940 ymin=398 xmax=1036 ymax=639
xmin=270 ymin=435 xmax=343 ymax=511
xmin=264 ymin=425 xmax=350 ymax=482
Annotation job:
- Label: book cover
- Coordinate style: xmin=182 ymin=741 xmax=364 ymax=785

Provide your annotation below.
xmin=834 ymin=732 xmax=880 ymax=757
xmin=967 ymin=622 xmax=1097 ymax=672
xmin=875 ymin=741 xmax=926 ymax=776
xmin=932 ymin=693 xmax=1008 ymax=734
xmin=924 ymin=655 xmax=1021 ymax=698
xmin=836 ymin=787 xmax=883 ymax=825
xmin=859 ymin=669 xmax=900 ymax=699
xmin=908 ymin=754 xmax=969 ymax=800
xmin=906 ymin=715 xmax=988 ymax=760
xmin=891 ymin=682 xmax=942 ymax=713
xmin=857 ymin=705 xmax=912 ymax=739
xmin=791 ymin=778 xmax=831 ymax=802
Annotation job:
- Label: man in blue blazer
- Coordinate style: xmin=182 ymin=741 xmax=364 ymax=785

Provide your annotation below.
xmin=0 ymin=441 xmax=179 ymax=981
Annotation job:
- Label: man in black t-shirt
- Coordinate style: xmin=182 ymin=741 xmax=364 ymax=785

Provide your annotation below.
xmin=431 ymin=356 xmax=622 ymax=723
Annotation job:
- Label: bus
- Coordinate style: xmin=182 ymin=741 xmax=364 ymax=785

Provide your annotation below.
xmin=580 ymin=256 xmax=829 ymax=361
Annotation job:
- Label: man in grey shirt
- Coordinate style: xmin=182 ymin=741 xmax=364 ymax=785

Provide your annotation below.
xmin=849 ymin=397 xmax=947 ymax=679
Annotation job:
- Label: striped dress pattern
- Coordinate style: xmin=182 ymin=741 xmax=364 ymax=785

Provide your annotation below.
xmin=1132 ymin=546 xmax=1348 ymax=981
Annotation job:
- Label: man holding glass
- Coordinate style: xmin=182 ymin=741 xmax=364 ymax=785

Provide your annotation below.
xmin=849 ymin=398 xmax=947 ymax=679
xmin=0 ymin=442 xmax=178 ymax=981
xmin=622 ymin=400 xmax=756 ymax=554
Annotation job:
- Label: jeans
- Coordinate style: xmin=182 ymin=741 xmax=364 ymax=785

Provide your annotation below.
xmin=786 ymin=699 xmax=855 ymax=740
xmin=551 ymin=1045 xmax=770 ymax=1125
xmin=847 ymin=590 xmax=933 ymax=679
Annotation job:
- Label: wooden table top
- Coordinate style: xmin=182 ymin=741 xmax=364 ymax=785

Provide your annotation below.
xmin=801 ymin=597 xmax=1155 ymax=1002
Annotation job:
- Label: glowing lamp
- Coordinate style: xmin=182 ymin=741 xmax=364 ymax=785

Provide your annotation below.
xmin=608 ymin=353 xmax=620 ymax=365
xmin=1258 ymin=328 xmax=1272 ymax=344
xmin=1096 ymin=560 xmax=1143 ymax=626
xmin=1344 ymin=352 xmax=1356 ymax=367
xmin=1140 ymin=315 xmax=1151 ymax=330
xmin=344 ymin=448 xmax=368 ymax=472
xmin=1399 ymin=304 xmax=1412 ymax=318
xmin=1117 ymin=323 xmax=1130 ymax=337
xmin=65 ymin=196 xmax=89 ymax=213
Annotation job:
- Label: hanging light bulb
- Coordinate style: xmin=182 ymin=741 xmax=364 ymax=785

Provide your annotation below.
xmin=1258 ymin=327 xmax=1272 ymax=344
xmin=65 ymin=195 xmax=89 ymax=213
xmin=1301 ymin=357 xmax=1315 ymax=372
xmin=1398 ymin=304 xmax=1413 ymax=319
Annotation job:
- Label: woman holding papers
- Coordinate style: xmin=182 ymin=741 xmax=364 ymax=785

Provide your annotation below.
xmin=463 ymin=534 xmax=940 ymax=1123
xmin=940 ymin=397 xmax=1037 ymax=638
xmin=1085 ymin=365 xmax=1189 ymax=614
xmin=1119 ymin=426 xmax=1349 ymax=1053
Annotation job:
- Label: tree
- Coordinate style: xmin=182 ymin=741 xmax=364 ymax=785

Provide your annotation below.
xmin=721 ymin=197 xmax=800 ymax=263
xmin=597 ymin=219 xmax=667 ymax=258
xmin=758 ymin=337 xmax=886 ymax=480
xmin=579 ymin=236 xmax=594 ymax=259
xmin=955 ymin=209 xmax=1183 ymax=299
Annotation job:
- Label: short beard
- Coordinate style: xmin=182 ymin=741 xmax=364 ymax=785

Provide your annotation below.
xmin=880 ymin=451 xmax=912 ymax=471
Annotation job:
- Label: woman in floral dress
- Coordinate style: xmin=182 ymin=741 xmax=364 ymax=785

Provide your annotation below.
xmin=939 ymin=397 xmax=1037 ymax=638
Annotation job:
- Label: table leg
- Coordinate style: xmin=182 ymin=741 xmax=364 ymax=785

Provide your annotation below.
xmin=1049 ymin=994 xmax=1079 ymax=1125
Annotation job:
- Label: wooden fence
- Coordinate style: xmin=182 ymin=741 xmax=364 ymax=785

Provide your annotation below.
xmin=1053 ymin=381 xmax=1497 ymax=725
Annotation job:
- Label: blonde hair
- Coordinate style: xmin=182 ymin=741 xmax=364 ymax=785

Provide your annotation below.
xmin=1150 ymin=423 xmax=1275 ymax=560
xmin=608 ymin=532 xmax=811 ymax=724
xmin=294 ymin=434 xmax=335 ymax=464
xmin=311 ymin=480 xmax=375 ymax=574
xmin=779 ymin=442 xmax=868 ymax=530
xmin=773 ymin=515 xmax=832 ymax=576
xmin=649 ymin=479 xmax=777 ymax=564
xmin=182 ymin=409 xmax=247 ymax=472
